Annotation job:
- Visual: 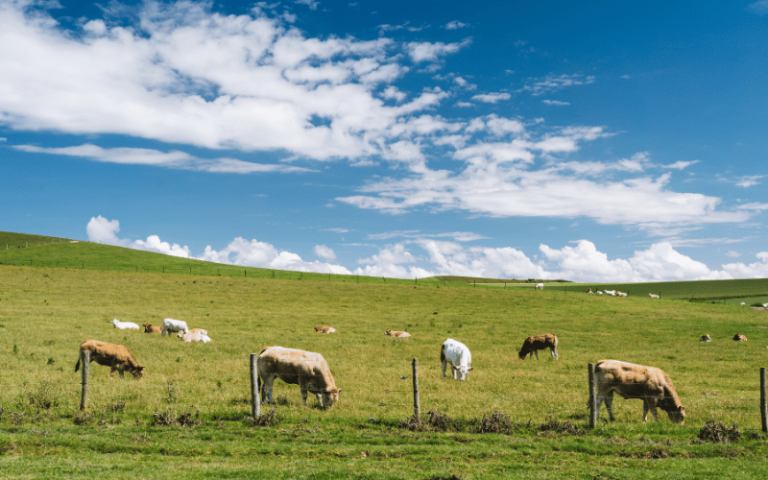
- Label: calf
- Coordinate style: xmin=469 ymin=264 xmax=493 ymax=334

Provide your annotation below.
xmin=594 ymin=359 xmax=685 ymax=424
xmin=75 ymin=340 xmax=144 ymax=379
xmin=178 ymin=328 xmax=212 ymax=343
xmin=518 ymin=333 xmax=559 ymax=360
xmin=111 ymin=319 xmax=140 ymax=330
xmin=257 ymin=346 xmax=340 ymax=409
xmin=699 ymin=334 xmax=712 ymax=342
xmin=143 ymin=323 xmax=162 ymax=334
xmin=385 ymin=329 xmax=411 ymax=338
xmin=586 ymin=288 xmax=593 ymax=294
xmin=161 ymin=318 xmax=189 ymax=337
xmin=648 ymin=293 xmax=660 ymax=299
xmin=440 ymin=339 xmax=473 ymax=381
xmin=314 ymin=325 xmax=337 ymax=334
xmin=733 ymin=333 xmax=747 ymax=341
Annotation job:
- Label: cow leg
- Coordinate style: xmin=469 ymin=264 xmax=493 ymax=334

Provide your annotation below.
xmin=551 ymin=347 xmax=558 ymax=359
xmin=604 ymin=391 xmax=616 ymax=421
xmin=441 ymin=360 xmax=447 ymax=378
xmin=315 ymin=392 xmax=323 ymax=408
xmin=300 ymin=386 xmax=308 ymax=406
xmin=110 ymin=366 xmax=117 ymax=378
xmin=161 ymin=327 xmax=167 ymax=337
xmin=642 ymin=400 xmax=650 ymax=422
xmin=263 ymin=376 xmax=275 ymax=405
xmin=646 ymin=400 xmax=660 ymax=423
xmin=534 ymin=350 xmax=539 ymax=360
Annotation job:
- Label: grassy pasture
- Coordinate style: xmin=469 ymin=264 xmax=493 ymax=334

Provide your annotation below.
xmin=2 ymin=258 xmax=768 ymax=478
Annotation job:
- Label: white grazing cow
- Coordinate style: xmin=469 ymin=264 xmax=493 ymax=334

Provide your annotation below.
xmin=257 ymin=346 xmax=340 ymax=409
xmin=763 ymin=303 xmax=768 ymax=308
xmin=535 ymin=283 xmax=544 ymax=290
xmin=648 ymin=293 xmax=660 ymax=299
xmin=178 ymin=328 xmax=212 ymax=343
xmin=441 ymin=339 xmax=473 ymax=381
xmin=740 ymin=302 xmax=746 ymax=306
xmin=111 ymin=319 xmax=140 ymax=330
xmin=161 ymin=318 xmax=189 ymax=337
xmin=594 ymin=360 xmax=685 ymax=424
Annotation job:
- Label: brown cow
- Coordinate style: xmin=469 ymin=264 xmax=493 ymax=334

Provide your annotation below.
xmin=314 ymin=325 xmax=337 ymax=334
xmin=518 ymin=333 xmax=559 ymax=360
xmin=143 ymin=323 xmax=162 ymax=334
xmin=257 ymin=346 xmax=340 ymax=409
xmin=385 ymin=329 xmax=411 ymax=338
xmin=733 ymin=333 xmax=747 ymax=342
xmin=594 ymin=359 xmax=685 ymax=424
xmin=74 ymin=340 xmax=145 ymax=379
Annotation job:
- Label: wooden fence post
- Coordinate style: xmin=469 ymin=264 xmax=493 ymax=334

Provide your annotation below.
xmin=80 ymin=350 xmax=90 ymax=411
xmin=588 ymin=363 xmax=597 ymax=429
xmin=761 ymin=368 xmax=767 ymax=433
xmin=250 ymin=353 xmax=260 ymax=418
xmin=412 ymin=358 xmax=421 ymax=424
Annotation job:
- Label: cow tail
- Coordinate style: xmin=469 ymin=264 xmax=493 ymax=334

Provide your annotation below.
xmin=440 ymin=344 xmax=446 ymax=363
xmin=75 ymin=357 xmax=81 ymax=372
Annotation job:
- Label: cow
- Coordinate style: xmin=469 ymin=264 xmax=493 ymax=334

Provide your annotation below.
xmin=617 ymin=291 xmax=628 ymax=297
xmin=741 ymin=302 xmax=746 ymax=306
xmin=733 ymin=333 xmax=747 ymax=342
xmin=314 ymin=325 xmax=337 ymax=334
xmin=597 ymin=291 xmax=604 ymax=295
xmin=440 ymin=339 xmax=473 ymax=381
xmin=143 ymin=323 xmax=162 ymax=334
xmin=699 ymin=334 xmax=712 ymax=342
xmin=256 ymin=346 xmax=340 ymax=409
xmin=178 ymin=328 xmax=212 ymax=343
xmin=648 ymin=293 xmax=660 ymax=299
xmin=586 ymin=288 xmax=593 ymax=294
xmin=74 ymin=340 xmax=144 ymax=379
xmin=518 ymin=333 xmax=559 ymax=360
xmin=594 ymin=359 xmax=685 ymax=424
xmin=604 ymin=290 xmax=616 ymax=296
xmin=385 ymin=329 xmax=411 ymax=338
xmin=111 ymin=319 xmax=140 ymax=330
xmin=161 ymin=318 xmax=189 ymax=337
xmin=535 ymin=283 xmax=544 ymax=290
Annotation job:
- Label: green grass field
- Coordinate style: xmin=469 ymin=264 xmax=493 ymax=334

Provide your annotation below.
xmin=2 ymin=236 xmax=768 ymax=478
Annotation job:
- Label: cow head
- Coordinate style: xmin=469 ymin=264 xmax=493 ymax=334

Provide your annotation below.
xmin=518 ymin=349 xmax=528 ymax=360
xmin=320 ymin=387 xmax=341 ymax=409
xmin=131 ymin=366 xmax=145 ymax=380
xmin=452 ymin=365 xmax=474 ymax=381
xmin=385 ymin=329 xmax=392 ymax=336
xmin=666 ymin=405 xmax=685 ymax=424
xmin=143 ymin=323 xmax=152 ymax=333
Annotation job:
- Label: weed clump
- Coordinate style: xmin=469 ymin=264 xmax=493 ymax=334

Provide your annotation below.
xmin=152 ymin=406 xmax=202 ymax=427
xmin=698 ymin=420 xmax=741 ymax=443
xmin=28 ymin=381 xmax=59 ymax=410
xmin=73 ymin=411 xmax=95 ymax=426
xmin=244 ymin=409 xmax=281 ymax=427
xmin=538 ymin=415 xmax=586 ymax=436
xmin=474 ymin=412 xmax=515 ymax=434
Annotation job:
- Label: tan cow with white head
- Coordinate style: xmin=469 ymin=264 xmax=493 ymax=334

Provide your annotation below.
xmin=385 ymin=329 xmax=411 ymax=338
xmin=257 ymin=346 xmax=340 ymax=409
xmin=594 ymin=359 xmax=685 ymax=424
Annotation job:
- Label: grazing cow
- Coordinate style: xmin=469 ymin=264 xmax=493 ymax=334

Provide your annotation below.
xmin=741 ymin=302 xmax=746 ymax=306
xmin=594 ymin=359 xmax=685 ymax=424
xmin=161 ymin=318 xmax=189 ymax=337
xmin=699 ymin=334 xmax=712 ymax=342
xmin=763 ymin=303 xmax=768 ymax=308
xmin=648 ymin=293 xmax=660 ymax=299
xmin=385 ymin=329 xmax=411 ymax=338
xmin=74 ymin=340 xmax=144 ymax=379
xmin=178 ymin=328 xmax=212 ymax=343
xmin=111 ymin=319 xmax=140 ymax=330
xmin=314 ymin=325 xmax=337 ymax=334
xmin=597 ymin=291 xmax=604 ymax=295
xmin=257 ymin=346 xmax=340 ymax=409
xmin=535 ymin=283 xmax=544 ymax=290
xmin=143 ymin=323 xmax=162 ymax=334
xmin=733 ymin=333 xmax=747 ymax=342
xmin=518 ymin=333 xmax=559 ymax=360
xmin=440 ymin=339 xmax=474 ymax=381
xmin=604 ymin=290 xmax=616 ymax=296
xmin=586 ymin=288 xmax=593 ymax=294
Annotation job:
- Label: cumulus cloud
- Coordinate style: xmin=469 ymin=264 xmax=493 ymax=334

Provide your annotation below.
xmin=722 ymin=252 xmax=768 ymax=278
xmin=444 ymin=21 xmax=468 ymax=30
xmin=746 ymin=0 xmax=768 ymax=15
xmin=662 ymin=160 xmax=699 ymax=170
xmin=15 ymin=144 xmax=315 ymax=174
xmin=314 ymin=244 xmax=336 ymax=260
xmin=736 ymin=175 xmax=766 ymax=188
xmin=87 ymin=216 xmax=191 ymax=257
xmin=522 ymin=74 xmax=595 ymax=96
xmin=405 ymin=39 xmax=471 ymax=63
xmin=471 ymin=92 xmax=511 ymax=104
xmin=542 ymin=100 xmax=570 ymax=106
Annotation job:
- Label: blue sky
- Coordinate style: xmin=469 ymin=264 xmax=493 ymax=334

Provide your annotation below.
xmin=2 ymin=0 xmax=767 ymax=281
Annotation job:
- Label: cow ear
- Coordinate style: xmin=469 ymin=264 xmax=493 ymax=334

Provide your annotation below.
xmin=679 ymin=405 xmax=686 ymax=412
xmin=467 ymin=367 xmax=474 ymax=371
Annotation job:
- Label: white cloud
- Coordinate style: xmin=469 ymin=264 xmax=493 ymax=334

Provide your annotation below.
xmin=542 ymin=100 xmax=570 ymax=106
xmin=367 ymin=230 xmax=488 ymax=242
xmin=736 ymin=175 xmax=766 ymax=188
xmin=722 ymin=252 xmax=768 ymax=278
xmin=736 ymin=202 xmax=768 ymax=211
xmin=406 ymin=39 xmax=471 ymax=63
xmin=354 ymin=244 xmax=434 ymax=279
xmin=522 ymin=74 xmax=595 ymax=96
xmin=0 ymin=137 xmax=6 ymax=142
xmin=326 ymin=228 xmax=349 ymax=233
xmin=87 ymin=216 xmax=191 ymax=257
xmin=662 ymin=160 xmax=699 ymax=170
xmin=294 ymin=0 xmax=319 ymax=10
xmin=471 ymin=92 xmax=511 ymax=104
xmin=314 ymin=244 xmax=336 ymax=260
xmin=15 ymin=144 xmax=315 ymax=174
xmin=444 ymin=21 xmax=468 ymax=30
xmin=725 ymin=250 xmax=741 ymax=258
xmin=746 ymin=1 xmax=768 ymax=15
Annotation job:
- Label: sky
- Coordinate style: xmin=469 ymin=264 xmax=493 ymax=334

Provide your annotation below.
xmin=1 ymin=0 xmax=767 ymax=282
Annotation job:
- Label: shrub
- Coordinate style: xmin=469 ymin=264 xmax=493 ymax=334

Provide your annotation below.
xmin=698 ymin=420 xmax=741 ymax=443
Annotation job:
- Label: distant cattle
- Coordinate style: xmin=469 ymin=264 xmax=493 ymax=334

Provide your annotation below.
xmin=314 ymin=325 xmax=337 ymax=334
xmin=75 ymin=340 xmax=144 ymax=379
xmin=143 ymin=323 xmax=162 ymax=334
xmin=111 ymin=319 xmax=140 ymax=330
xmin=741 ymin=302 xmax=746 ymax=306
xmin=161 ymin=318 xmax=189 ymax=337
xmin=586 ymin=288 xmax=593 ymax=294
xmin=648 ymin=293 xmax=660 ymax=299
xmin=518 ymin=333 xmax=559 ymax=360
xmin=604 ymin=290 xmax=616 ymax=296
xmin=441 ymin=339 xmax=473 ymax=381
xmin=616 ymin=291 xmax=628 ymax=297
xmin=535 ymin=283 xmax=544 ymax=290
xmin=257 ymin=346 xmax=340 ymax=409
xmin=385 ymin=329 xmax=411 ymax=338
xmin=597 ymin=291 xmax=604 ymax=295
xmin=594 ymin=359 xmax=685 ymax=424
xmin=733 ymin=333 xmax=747 ymax=342
xmin=178 ymin=328 xmax=212 ymax=343
xmin=699 ymin=334 xmax=712 ymax=342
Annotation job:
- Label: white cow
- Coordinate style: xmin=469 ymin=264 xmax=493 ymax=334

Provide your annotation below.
xmin=617 ymin=291 xmax=628 ymax=297
xmin=648 ymin=293 xmax=660 ymax=299
xmin=161 ymin=318 xmax=189 ymax=337
xmin=741 ymin=302 xmax=746 ymax=306
xmin=597 ymin=291 xmax=604 ymax=295
xmin=441 ymin=339 xmax=473 ymax=381
xmin=535 ymin=283 xmax=544 ymax=290
xmin=111 ymin=319 xmax=140 ymax=330
xmin=604 ymin=290 xmax=616 ymax=296
xmin=178 ymin=328 xmax=211 ymax=343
